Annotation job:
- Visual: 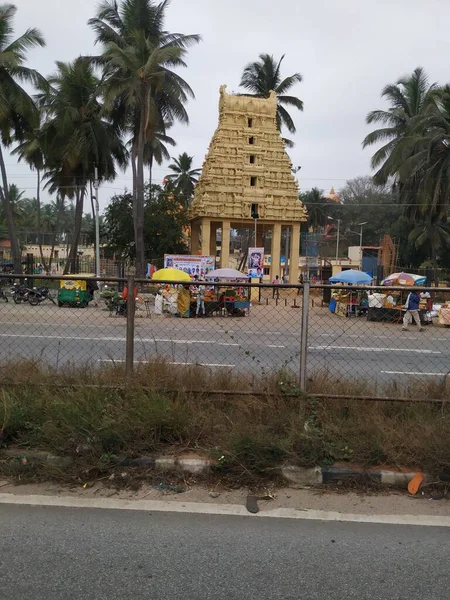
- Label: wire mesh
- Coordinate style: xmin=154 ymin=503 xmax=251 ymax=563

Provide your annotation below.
xmin=0 ymin=274 xmax=449 ymax=400
xmin=306 ymin=283 xmax=450 ymax=399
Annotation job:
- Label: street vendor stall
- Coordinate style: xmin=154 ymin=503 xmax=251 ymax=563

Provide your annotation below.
xmin=328 ymin=270 xmax=372 ymax=317
xmin=366 ymin=273 xmax=431 ymax=324
xmin=438 ymin=304 xmax=450 ymax=326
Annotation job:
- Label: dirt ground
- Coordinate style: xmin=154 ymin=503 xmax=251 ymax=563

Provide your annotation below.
xmin=1 ymin=479 xmax=449 ymax=518
xmin=0 ymin=292 xmax=446 ymax=336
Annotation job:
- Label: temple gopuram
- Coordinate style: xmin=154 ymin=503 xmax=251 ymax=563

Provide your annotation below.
xmin=189 ymin=85 xmax=307 ymax=283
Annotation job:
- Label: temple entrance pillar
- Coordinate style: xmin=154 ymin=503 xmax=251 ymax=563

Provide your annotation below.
xmin=221 ymin=220 xmax=231 ymax=268
xmin=210 ymin=222 xmax=219 ymax=258
xmin=270 ymin=223 xmax=282 ymax=281
xmin=191 ymin=220 xmax=201 ymax=255
xmin=201 ymin=218 xmax=211 ymax=256
xmin=289 ymin=223 xmax=300 ymax=284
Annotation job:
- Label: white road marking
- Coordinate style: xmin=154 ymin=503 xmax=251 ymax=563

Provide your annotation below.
xmin=0 ymin=333 xmax=238 ymax=347
xmin=0 ymin=493 xmax=449 ymax=527
xmin=310 ymin=345 xmax=441 ymax=354
xmin=168 ymin=362 xmax=235 ymax=368
xmin=97 ymin=360 xmax=235 ymax=368
xmin=267 ymin=344 xmax=286 ymax=348
xmin=381 ymin=371 xmax=447 ymax=376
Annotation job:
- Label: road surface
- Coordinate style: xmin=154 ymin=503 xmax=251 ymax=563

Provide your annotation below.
xmin=0 ymin=315 xmax=449 ymax=388
xmin=0 ymin=503 xmax=449 ymax=599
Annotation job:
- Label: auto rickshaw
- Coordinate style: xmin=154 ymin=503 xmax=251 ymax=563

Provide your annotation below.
xmin=57 ymin=275 xmax=98 ymax=308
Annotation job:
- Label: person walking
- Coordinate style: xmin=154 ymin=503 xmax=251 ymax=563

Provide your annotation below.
xmin=196 ymin=284 xmax=206 ymax=317
xmin=402 ymin=290 xmax=423 ymax=331
xmin=272 ymin=275 xmax=281 ymax=299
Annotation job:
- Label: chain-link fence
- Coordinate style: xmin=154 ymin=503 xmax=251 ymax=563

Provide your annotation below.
xmin=0 ymin=273 xmax=449 ymax=400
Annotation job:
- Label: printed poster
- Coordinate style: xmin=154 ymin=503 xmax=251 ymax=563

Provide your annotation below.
xmin=247 ymin=247 xmax=264 ymax=278
xmin=164 ymin=255 xmax=215 ymax=279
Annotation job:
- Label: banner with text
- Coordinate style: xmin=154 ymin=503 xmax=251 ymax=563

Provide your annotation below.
xmin=164 ymin=255 xmax=215 ymax=279
xmin=247 ymin=247 xmax=265 ymax=278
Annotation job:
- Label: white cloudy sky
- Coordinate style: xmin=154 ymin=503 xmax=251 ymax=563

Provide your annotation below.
xmin=8 ymin=0 xmax=450 ymax=210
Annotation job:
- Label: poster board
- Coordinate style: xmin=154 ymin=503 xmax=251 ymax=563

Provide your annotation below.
xmin=247 ymin=247 xmax=264 ymax=278
xmin=164 ymin=255 xmax=215 ymax=279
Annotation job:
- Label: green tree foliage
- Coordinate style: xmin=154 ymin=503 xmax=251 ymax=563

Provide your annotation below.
xmin=165 ymin=152 xmax=200 ymax=207
xmin=364 ymin=69 xmax=450 ymax=272
xmin=103 ymin=185 xmax=188 ymax=264
xmin=300 ymin=188 xmax=328 ymax=231
xmin=240 ymin=54 xmax=303 ymax=147
xmin=38 ymin=57 xmax=128 ymax=273
xmin=363 ymin=67 xmax=436 ymax=185
xmin=0 ymin=3 xmax=45 ymax=271
xmin=89 ymin=0 xmax=200 ymax=276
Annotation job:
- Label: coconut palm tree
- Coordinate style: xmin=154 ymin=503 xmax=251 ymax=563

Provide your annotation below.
xmin=88 ymin=0 xmax=200 ymax=276
xmin=362 ymin=67 xmax=437 ymax=185
xmin=409 ymin=213 xmax=450 ymax=284
xmin=0 ymin=3 xmax=45 ymax=272
xmin=397 ymin=86 xmax=450 ymax=217
xmin=300 ymin=188 xmax=328 ymax=231
xmin=144 ymin=125 xmax=176 ymax=188
xmin=165 ymin=152 xmax=200 ymax=206
xmin=11 ymin=122 xmax=48 ymax=267
xmin=38 ymin=57 xmax=128 ymax=273
xmin=239 ymin=54 xmax=303 ymax=147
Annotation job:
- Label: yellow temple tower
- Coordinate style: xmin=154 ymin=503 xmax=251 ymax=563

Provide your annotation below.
xmin=189 ymin=85 xmax=307 ymax=283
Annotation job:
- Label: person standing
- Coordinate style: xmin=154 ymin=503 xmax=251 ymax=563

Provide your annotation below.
xmin=196 ymin=284 xmax=206 ymax=317
xmin=272 ymin=275 xmax=281 ymax=299
xmin=402 ymin=290 xmax=423 ymax=331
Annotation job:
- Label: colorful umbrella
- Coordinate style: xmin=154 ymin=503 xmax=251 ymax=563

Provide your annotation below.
xmin=151 ymin=268 xmax=191 ymax=282
xmin=329 ymin=269 xmax=373 ymax=285
xmin=382 ymin=272 xmax=427 ymax=286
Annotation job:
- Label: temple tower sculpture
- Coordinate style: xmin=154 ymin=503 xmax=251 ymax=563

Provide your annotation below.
xmin=189 ymin=85 xmax=307 ymax=283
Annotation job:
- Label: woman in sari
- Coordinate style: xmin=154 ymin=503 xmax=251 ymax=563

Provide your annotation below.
xmin=177 ymin=285 xmax=191 ymax=318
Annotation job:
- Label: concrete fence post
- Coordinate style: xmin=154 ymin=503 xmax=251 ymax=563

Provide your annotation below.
xmin=299 ymin=282 xmax=310 ymax=392
xmin=125 ymin=275 xmax=135 ymax=376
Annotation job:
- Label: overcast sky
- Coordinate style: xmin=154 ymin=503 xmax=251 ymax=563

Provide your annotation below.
xmin=8 ymin=0 xmax=450 ymax=211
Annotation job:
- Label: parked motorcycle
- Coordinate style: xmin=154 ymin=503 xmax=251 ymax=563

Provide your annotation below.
xmin=11 ymin=283 xmax=31 ymax=304
xmin=0 ymin=287 xmax=8 ymax=303
xmin=28 ymin=286 xmax=55 ymax=306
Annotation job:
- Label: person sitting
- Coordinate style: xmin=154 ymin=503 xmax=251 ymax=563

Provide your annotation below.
xmin=118 ymin=284 xmax=138 ymax=316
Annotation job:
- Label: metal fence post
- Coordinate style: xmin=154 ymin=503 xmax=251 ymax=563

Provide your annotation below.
xmin=125 ymin=275 xmax=135 ymax=376
xmin=299 ymin=281 xmax=310 ymax=392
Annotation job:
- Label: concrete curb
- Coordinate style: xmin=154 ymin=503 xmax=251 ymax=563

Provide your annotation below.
xmin=280 ymin=464 xmax=430 ymax=488
xmin=0 ymin=449 xmax=439 ymax=488
xmin=0 ymin=449 xmax=215 ymax=475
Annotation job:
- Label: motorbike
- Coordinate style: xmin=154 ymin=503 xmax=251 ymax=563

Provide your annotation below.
xmin=0 ymin=287 xmax=8 ymax=303
xmin=28 ymin=286 xmax=55 ymax=306
xmin=11 ymin=283 xmax=31 ymax=304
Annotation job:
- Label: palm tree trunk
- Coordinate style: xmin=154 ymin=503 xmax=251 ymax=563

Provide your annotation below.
xmin=64 ymin=187 xmax=85 ymax=274
xmin=36 ymin=169 xmax=48 ymax=273
xmin=149 ymin=152 xmax=153 ymax=192
xmin=48 ymin=196 xmax=65 ymax=272
xmin=431 ymin=236 xmax=439 ymax=287
xmin=0 ymin=145 xmax=21 ymax=273
xmin=134 ymin=103 xmax=147 ymax=279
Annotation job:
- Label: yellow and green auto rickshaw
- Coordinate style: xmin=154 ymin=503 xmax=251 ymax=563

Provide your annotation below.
xmin=57 ymin=275 xmax=98 ymax=308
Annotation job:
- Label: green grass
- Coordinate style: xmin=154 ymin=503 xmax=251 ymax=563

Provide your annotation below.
xmin=1 ymin=361 xmax=450 ymax=483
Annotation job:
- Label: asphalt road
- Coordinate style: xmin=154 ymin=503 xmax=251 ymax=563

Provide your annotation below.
xmin=0 ymin=504 xmax=449 ymax=600
xmin=0 ymin=318 xmax=449 ymax=386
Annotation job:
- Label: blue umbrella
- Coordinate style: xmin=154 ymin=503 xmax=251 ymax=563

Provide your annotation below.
xmin=329 ymin=269 xmax=373 ymax=285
